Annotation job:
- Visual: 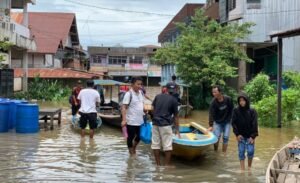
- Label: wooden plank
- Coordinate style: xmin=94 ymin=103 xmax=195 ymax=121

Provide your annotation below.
xmin=286 ymin=164 xmax=299 ymax=183
xmin=276 ymin=161 xmax=290 ymax=183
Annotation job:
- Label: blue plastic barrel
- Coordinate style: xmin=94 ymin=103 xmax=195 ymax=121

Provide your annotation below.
xmin=9 ymin=100 xmax=29 ymax=129
xmin=0 ymin=102 xmax=10 ymax=132
xmin=16 ymin=103 xmax=39 ymax=133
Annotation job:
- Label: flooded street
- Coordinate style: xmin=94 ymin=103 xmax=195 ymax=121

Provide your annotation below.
xmin=0 ymin=105 xmax=299 ymax=182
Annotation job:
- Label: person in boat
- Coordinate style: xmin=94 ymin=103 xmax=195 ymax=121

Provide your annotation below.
xmin=208 ymin=85 xmax=234 ymax=153
xmin=121 ymin=76 xmax=145 ymax=156
xmin=93 ymin=85 xmax=105 ymax=106
xmin=151 ymin=82 xmax=180 ymax=166
xmin=232 ymin=93 xmax=258 ymax=170
xmin=71 ymin=80 xmax=83 ymax=123
xmin=77 ymin=80 xmax=100 ymax=139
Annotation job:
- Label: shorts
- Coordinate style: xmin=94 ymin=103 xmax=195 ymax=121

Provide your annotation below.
xmin=79 ymin=112 xmax=97 ymax=130
xmin=126 ymin=125 xmax=141 ymax=148
xmin=213 ymin=121 xmax=231 ymax=144
xmin=151 ymin=125 xmax=173 ymax=151
xmin=238 ymin=138 xmax=255 ymax=160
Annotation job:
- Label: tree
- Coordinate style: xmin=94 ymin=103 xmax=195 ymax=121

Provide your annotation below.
xmin=154 ymin=9 xmax=254 ymax=86
xmin=0 ymin=41 xmax=13 ymax=69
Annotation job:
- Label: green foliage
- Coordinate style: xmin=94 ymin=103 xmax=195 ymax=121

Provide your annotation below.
xmin=244 ymin=73 xmax=275 ymax=103
xmin=254 ymin=89 xmax=300 ymax=127
xmin=0 ymin=41 xmax=13 ymax=69
xmin=283 ymin=71 xmax=300 ymax=89
xmin=14 ymin=76 xmax=71 ymax=101
xmin=154 ymin=9 xmax=254 ymax=86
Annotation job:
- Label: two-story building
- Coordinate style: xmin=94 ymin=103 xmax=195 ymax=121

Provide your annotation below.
xmin=88 ymin=45 xmax=161 ymax=86
xmin=11 ymin=12 xmax=103 ymax=87
xmin=219 ymin=0 xmax=300 ymax=87
xmin=0 ymin=0 xmax=36 ymax=92
xmin=158 ymin=3 xmax=215 ymax=84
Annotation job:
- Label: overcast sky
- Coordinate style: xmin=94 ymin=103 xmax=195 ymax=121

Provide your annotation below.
xmin=28 ymin=0 xmax=206 ymax=48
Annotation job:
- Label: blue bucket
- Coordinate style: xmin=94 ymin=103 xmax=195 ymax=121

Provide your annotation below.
xmin=16 ymin=103 xmax=39 ymax=133
xmin=9 ymin=100 xmax=29 ymax=129
xmin=0 ymin=102 xmax=10 ymax=132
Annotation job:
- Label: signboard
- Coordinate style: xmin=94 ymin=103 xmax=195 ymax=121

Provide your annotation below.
xmin=125 ymin=63 xmax=148 ymax=70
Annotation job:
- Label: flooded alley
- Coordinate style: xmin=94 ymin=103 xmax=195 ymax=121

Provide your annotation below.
xmin=0 ymin=107 xmax=298 ymax=183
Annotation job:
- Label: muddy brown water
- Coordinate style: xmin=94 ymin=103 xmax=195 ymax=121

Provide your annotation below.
xmin=0 ymin=102 xmax=299 ymax=182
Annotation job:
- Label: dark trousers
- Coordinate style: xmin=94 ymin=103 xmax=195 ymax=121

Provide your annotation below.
xmin=126 ymin=125 xmax=141 ymax=148
xmin=71 ymin=105 xmax=80 ymax=115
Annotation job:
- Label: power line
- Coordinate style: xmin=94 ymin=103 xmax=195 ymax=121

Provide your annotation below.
xmin=63 ymin=0 xmax=174 ymax=17
xmin=77 ymin=17 xmax=171 ymax=23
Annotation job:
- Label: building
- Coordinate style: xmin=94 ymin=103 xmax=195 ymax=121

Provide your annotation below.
xmin=219 ymin=0 xmax=300 ymax=88
xmin=88 ymin=45 xmax=161 ymax=86
xmin=158 ymin=3 xmax=216 ymax=84
xmin=11 ymin=12 xmax=86 ymax=70
xmin=0 ymin=0 xmax=37 ymax=92
xmin=10 ymin=12 xmax=101 ymax=88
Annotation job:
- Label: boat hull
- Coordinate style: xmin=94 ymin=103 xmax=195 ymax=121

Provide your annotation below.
xmin=98 ymin=113 xmax=122 ymax=128
xmin=172 ymin=122 xmax=217 ymax=160
xmin=172 ymin=143 xmax=210 ymax=160
xmin=266 ymin=139 xmax=300 ymax=183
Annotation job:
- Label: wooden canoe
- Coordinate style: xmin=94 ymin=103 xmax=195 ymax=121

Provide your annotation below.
xmin=172 ymin=122 xmax=218 ymax=160
xmin=98 ymin=113 xmax=122 ymax=128
xmin=266 ymin=139 xmax=300 ymax=183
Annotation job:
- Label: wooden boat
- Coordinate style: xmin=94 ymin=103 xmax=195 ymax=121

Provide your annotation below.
xmin=172 ymin=122 xmax=218 ymax=160
xmin=178 ymin=104 xmax=193 ymax=118
xmin=97 ymin=108 xmax=122 ymax=128
xmin=266 ymin=138 xmax=300 ymax=183
xmin=70 ymin=115 xmax=102 ymax=134
xmin=93 ymin=79 xmax=131 ymax=128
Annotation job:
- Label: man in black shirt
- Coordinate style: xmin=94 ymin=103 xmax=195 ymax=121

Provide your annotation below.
xmin=208 ymin=85 xmax=233 ymax=153
xmin=151 ymin=82 xmax=179 ymax=166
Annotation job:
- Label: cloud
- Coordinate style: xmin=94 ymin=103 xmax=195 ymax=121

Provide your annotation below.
xmin=29 ymin=0 xmax=206 ymax=48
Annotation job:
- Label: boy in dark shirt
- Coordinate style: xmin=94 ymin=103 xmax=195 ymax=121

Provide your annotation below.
xmin=208 ymin=85 xmax=233 ymax=153
xmin=232 ymin=93 xmax=258 ymax=170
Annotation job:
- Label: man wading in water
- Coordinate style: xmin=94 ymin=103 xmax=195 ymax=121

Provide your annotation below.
xmin=208 ymin=85 xmax=233 ymax=153
xmin=121 ymin=77 xmax=144 ymax=156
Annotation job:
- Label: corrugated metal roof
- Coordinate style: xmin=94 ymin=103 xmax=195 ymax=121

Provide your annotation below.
xmin=11 ymin=12 xmax=77 ymax=54
xmin=14 ymin=68 xmax=103 ymax=79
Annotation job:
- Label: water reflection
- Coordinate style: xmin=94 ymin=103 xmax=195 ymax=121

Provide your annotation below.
xmin=0 ymin=109 xmax=299 ymax=182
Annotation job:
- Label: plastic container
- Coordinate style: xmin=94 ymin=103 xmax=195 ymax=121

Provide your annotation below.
xmin=16 ymin=103 xmax=39 ymax=133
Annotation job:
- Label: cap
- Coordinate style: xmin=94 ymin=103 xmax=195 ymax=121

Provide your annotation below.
xmin=166 ymin=82 xmax=176 ymax=93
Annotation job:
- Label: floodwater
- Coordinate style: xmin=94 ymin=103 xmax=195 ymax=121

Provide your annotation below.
xmin=0 ymin=103 xmax=299 ymax=182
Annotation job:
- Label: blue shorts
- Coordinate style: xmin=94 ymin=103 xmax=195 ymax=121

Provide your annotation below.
xmin=213 ymin=122 xmax=231 ymax=144
xmin=238 ymin=138 xmax=255 ymax=160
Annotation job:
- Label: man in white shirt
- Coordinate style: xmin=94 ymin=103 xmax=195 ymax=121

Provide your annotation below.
xmin=77 ymin=80 xmax=100 ymax=139
xmin=121 ymin=76 xmax=144 ymax=156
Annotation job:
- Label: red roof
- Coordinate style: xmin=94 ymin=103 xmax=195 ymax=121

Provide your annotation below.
xmin=14 ymin=68 xmax=103 ymax=79
xmin=11 ymin=12 xmax=77 ymax=54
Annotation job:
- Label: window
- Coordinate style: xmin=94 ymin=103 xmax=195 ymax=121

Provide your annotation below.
xmin=228 ymin=0 xmax=236 ymax=11
xmin=108 ymin=56 xmax=127 ymax=65
xmin=129 ymin=56 xmax=143 ymax=64
xmin=92 ymin=55 xmax=106 ymax=64
xmin=247 ymin=0 xmax=261 ymax=9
